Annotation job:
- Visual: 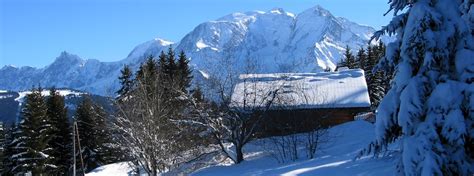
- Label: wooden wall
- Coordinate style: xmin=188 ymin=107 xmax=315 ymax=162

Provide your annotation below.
xmin=255 ymin=107 xmax=369 ymax=137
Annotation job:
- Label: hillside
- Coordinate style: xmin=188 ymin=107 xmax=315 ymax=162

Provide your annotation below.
xmin=86 ymin=121 xmax=397 ymax=176
xmin=0 ymin=89 xmax=113 ymax=123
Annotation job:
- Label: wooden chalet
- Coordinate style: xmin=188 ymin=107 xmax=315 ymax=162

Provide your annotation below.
xmin=230 ymin=69 xmax=371 ymax=136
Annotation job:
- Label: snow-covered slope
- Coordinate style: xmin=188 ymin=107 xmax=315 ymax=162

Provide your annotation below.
xmin=13 ymin=89 xmax=83 ymax=102
xmin=86 ymin=121 xmax=397 ymax=175
xmin=0 ymin=5 xmax=384 ymax=96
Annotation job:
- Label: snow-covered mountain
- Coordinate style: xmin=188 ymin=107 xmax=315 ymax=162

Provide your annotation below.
xmin=0 ymin=5 xmax=384 ymax=96
xmin=0 ymin=39 xmax=171 ymax=96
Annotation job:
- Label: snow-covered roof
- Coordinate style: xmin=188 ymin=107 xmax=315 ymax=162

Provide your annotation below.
xmin=230 ymin=69 xmax=370 ymax=109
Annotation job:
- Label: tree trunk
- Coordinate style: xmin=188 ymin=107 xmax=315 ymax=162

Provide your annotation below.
xmin=149 ymin=158 xmax=158 ymax=176
xmin=235 ymin=145 xmax=244 ymax=164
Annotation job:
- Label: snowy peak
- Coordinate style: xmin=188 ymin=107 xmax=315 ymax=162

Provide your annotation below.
xmin=0 ymin=5 xmax=385 ymax=96
xmin=0 ymin=65 xmax=18 ymax=71
xmin=304 ymin=5 xmax=334 ymax=17
xmin=269 ymin=7 xmax=296 ymax=17
xmin=177 ymin=5 xmax=376 ymax=74
xmin=154 ymin=38 xmax=174 ymax=46
xmin=216 ymin=11 xmax=258 ymax=23
xmin=294 ymin=5 xmax=342 ymax=39
xmin=49 ymin=51 xmax=84 ymax=68
xmin=126 ymin=38 xmax=174 ymax=59
xmin=270 ymin=8 xmax=285 ymax=14
xmin=45 ymin=52 xmax=89 ymax=74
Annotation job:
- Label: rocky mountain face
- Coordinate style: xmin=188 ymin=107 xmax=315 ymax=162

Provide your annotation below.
xmin=0 ymin=5 xmax=384 ymax=96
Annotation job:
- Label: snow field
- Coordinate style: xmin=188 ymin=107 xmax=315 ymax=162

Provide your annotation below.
xmin=88 ymin=121 xmax=397 ymax=176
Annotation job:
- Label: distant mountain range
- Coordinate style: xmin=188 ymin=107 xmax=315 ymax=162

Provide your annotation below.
xmin=0 ymin=5 xmax=389 ymax=96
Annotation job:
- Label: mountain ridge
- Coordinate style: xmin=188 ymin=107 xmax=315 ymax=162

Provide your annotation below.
xmin=0 ymin=5 xmax=387 ymax=96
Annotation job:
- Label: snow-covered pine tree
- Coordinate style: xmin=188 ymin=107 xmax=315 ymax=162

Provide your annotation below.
xmin=15 ymin=87 xmax=54 ymax=174
xmin=367 ymin=0 xmax=474 ymax=175
xmin=375 ymin=42 xmax=392 ymax=95
xmin=46 ymin=88 xmax=72 ymax=175
xmin=364 ymin=45 xmax=387 ymax=110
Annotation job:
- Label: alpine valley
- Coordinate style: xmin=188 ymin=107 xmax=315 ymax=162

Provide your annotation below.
xmin=0 ymin=5 xmax=388 ymax=96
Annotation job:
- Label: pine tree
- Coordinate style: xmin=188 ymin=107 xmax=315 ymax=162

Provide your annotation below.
xmin=136 ymin=56 xmax=158 ymax=96
xmin=158 ymin=51 xmax=167 ymax=74
xmin=354 ymin=48 xmax=365 ymax=69
xmin=339 ymin=45 xmax=358 ymax=69
xmin=371 ymin=44 xmax=390 ymax=109
xmin=191 ymin=86 xmax=204 ymax=103
xmin=162 ymin=48 xmax=180 ymax=104
xmin=364 ymin=0 xmax=474 ymax=175
xmin=75 ymin=96 xmax=113 ymax=173
xmin=136 ymin=64 xmax=145 ymax=82
xmin=0 ymin=122 xmax=5 ymax=174
xmin=75 ymin=96 xmax=99 ymax=172
xmin=137 ymin=56 xmax=157 ymax=82
xmin=15 ymin=87 xmax=54 ymax=174
xmin=166 ymin=46 xmax=177 ymax=78
xmin=375 ymin=41 xmax=391 ymax=95
xmin=2 ymin=123 xmax=17 ymax=175
xmin=359 ymin=45 xmax=384 ymax=110
xmin=46 ymin=88 xmax=72 ymax=175
xmin=365 ymin=46 xmax=376 ymax=71
xmin=177 ymin=50 xmax=193 ymax=92
xmin=90 ymin=102 xmax=118 ymax=165
xmin=117 ymin=65 xmax=134 ymax=99
xmin=338 ymin=45 xmax=353 ymax=69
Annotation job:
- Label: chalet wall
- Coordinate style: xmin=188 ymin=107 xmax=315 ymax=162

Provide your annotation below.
xmin=256 ymin=107 xmax=369 ymax=137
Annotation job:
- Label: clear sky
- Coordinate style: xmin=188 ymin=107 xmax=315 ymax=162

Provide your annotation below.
xmin=0 ymin=0 xmax=392 ymax=68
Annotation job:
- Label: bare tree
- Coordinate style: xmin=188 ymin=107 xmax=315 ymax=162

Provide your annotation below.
xmin=114 ymin=60 xmax=212 ymax=175
xmin=115 ymin=79 xmax=175 ymax=175
xmin=190 ymin=59 xmax=283 ymax=164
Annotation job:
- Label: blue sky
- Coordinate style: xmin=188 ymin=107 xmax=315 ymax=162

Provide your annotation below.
xmin=0 ymin=0 xmax=392 ymax=67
